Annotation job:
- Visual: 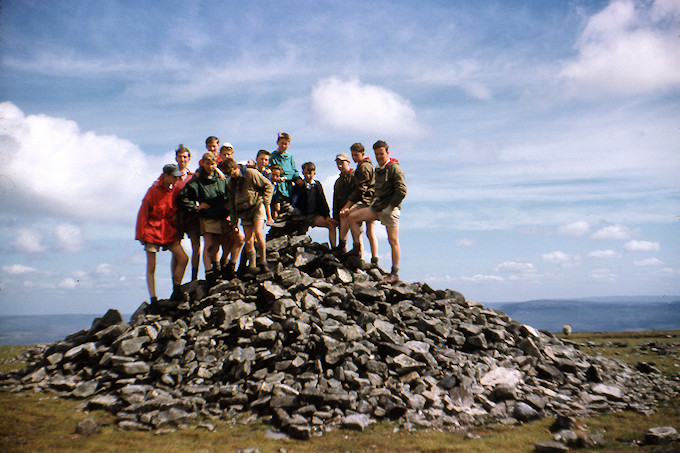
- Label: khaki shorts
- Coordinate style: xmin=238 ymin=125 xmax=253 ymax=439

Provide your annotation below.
xmin=200 ymin=217 xmax=229 ymax=235
xmin=373 ymin=206 xmax=400 ymax=228
xmin=179 ymin=214 xmax=200 ymax=238
xmin=143 ymin=241 xmax=179 ymax=253
xmin=240 ymin=204 xmax=266 ymax=226
xmin=305 ymin=214 xmax=322 ymax=227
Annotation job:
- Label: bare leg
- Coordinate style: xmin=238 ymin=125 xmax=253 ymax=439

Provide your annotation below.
xmin=366 ymin=220 xmax=378 ymax=260
xmin=189 ymin=232 xmax=201 ymax=280
xmin=386 ymin=225 xmax=400 ymax=271
xmin=168 ymin=243 xmax=188 ymax=285
xmin=253 ymin=219 xmax=268 ymax=267
xmin=145 ymin=251 xmax=157 ymax=300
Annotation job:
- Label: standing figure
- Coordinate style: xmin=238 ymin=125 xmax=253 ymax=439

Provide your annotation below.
xmin=135 ymin=164 xmax=188 ymax=303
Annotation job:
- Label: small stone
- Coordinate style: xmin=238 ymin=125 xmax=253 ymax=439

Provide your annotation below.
xmin=534 ymin=440 xmax=569 ymax=453
xmin=645 ymin=426 xmax=678 ymax=444
xmin=75 ymin=417 xmax=98 ymax=435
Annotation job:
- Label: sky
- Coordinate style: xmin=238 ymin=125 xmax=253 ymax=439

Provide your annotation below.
xmin=1 ymin=0 xmax=679 ymax=316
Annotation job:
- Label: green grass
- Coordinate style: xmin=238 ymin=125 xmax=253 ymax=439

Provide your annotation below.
xmin=1 ymin=331 xmax=678 ymax=452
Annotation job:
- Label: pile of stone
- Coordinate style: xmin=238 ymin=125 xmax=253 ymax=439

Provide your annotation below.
xmin=1 ymin=235 xmax=678 ymax=439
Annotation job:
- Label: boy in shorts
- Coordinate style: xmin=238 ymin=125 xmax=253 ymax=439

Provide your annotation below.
xmin=136 ymin=163 xmax=188 ymax=303
xmin=348 ymin=140 xmax=406 ymax=283
xmin=332 ymin=153 xmax=354 ymax=253
xmin=269 ymin=132 xmax=302 ymax=209
xmin=292 ymin=162 xmax=338 ymax=247
xmin=341 ymin=143 xmax=378 ymax=264
xmin=173 ymin=144 xmax=202 ymax=281
xmin=179 ymin=152 xmax=242 ymax=285
xmin=223 ymin=158 xmax=274 ymax=274
xmin=269 ymin=164 xmax=284 ymax=220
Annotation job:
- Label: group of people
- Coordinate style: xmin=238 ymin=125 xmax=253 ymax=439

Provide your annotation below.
xmin=135 ymin=132 xmax=407 ymax=304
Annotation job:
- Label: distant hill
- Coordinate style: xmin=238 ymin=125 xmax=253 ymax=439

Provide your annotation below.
xmin=1 ymin=296 xmax=679 ymax=345
xmin=487 ymin=297 xmax=680 ymax=333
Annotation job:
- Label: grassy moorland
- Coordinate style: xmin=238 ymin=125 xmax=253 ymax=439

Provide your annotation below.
xmin=0 ymin=330 xmax=678 ymax=453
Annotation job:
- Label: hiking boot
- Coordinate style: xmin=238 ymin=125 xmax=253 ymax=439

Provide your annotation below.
xmin=370 ymin=256 xmax=379 ymax=267
xmin=222 ymin=262 xmax=236 ymax=280
xmin=383 ymin=273 xmax=399 ymax=284
xmin=205 ymin=270 xmax=217 ymax=287
xmin=258 ymin=261 xmax=270 ymax=273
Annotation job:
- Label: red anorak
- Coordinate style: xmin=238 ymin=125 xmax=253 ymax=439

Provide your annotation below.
xmin=135 ymin=179 xmax=181 ymax=245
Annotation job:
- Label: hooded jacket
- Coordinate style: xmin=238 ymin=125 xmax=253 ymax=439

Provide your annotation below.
xmin=347 ymin=157 xmax=375 ymax=205
xmin=178 ymin=167 xmax=229 ymax=219
xmin=370 ymin=157 xmax=407 ymax=211
xmin=135 ymin=179 xmax=181 ymax=245
xmin=333 ymin=168 xmax=354 ymax=219
xmin=228 ymin=166 xmax=274 ymax=220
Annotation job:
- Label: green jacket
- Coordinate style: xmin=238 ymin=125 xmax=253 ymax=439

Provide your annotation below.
xmin=371 ymin=158 xmax=406 ymax=211
xmin=348 ymin=158 xmax=375 ymax=205
xmin=333 ymin=170 xmax=354 ymax=219
xmin=178 ymin=168 xmax=229 ymax=219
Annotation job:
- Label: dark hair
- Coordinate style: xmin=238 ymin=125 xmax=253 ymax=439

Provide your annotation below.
xmin=256 ymin=149 xmax=271 ymax=158
xmin=270 ymin=164 xmax=282 ymax=173
xmin=220 ymin=157 xmax=239 ymax=172
xmin=350 ymin=143 xmax=365 ymax=154
xmin=220 ymin=145 xmax=233 ymax=152
xmin=205 ymin=136 xmax=219 ymax=145
xmin=175 ymin=144 xmax=191 ymax=157
xmin=277 ymin=131 xmax=291 ymax=141
xmin=301 ymin=162 xmax=316 ymax=172
xmin=372 ymin=140 xmax=388 ymax=151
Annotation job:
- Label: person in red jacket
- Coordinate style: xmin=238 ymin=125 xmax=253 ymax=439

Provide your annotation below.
xmin=135 ymin=163 xmax=188 ymax=304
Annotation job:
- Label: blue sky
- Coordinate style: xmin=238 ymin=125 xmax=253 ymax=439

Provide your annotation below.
xmin=1 ymin=0 xmax=679 ymax=316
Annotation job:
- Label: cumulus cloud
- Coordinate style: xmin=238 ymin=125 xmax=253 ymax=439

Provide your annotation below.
xmin=590 ymin=268 xmax=617 ymax=282
xmin=591 ymin=224 xmax=632 ymax=240
xmin=54 ymin=224 xmax=84 ymax=252
xmin=58 ymin=278 xmax=79 ymax=289
xmin=494 ymin=261 xmax=536 ymax=274
xmin=0 ymin=102 xmax=165 ymax=223
xmin=1 ymin=264 xmax=38 ymax=275
xmin=588 ymin=249 xmax=622 ymax=259
xmin=458 ymin=274 xmax=504 ymax=283
xmin=455 ymin=238 xmax=476 ymax=247
xmin=542 ymin=251 xmax=582 ymax=267
xmin=13 ymin=228 xmax=46 ymax=253
xmin=311 ymin=77 xmax=424 ymax=136
xmin=624 ymin=240 xmax=660 ymax=251
xmin=558 ymin=221 xmax=590 ymax=236
xmin=634 ymin=258 xmax=663 ymax=266
xmin=561 ymin=0 xmax=680 ymax=96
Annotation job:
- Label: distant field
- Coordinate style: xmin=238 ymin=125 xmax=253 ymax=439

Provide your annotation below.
xmin=1 ymin=330 xmax=678 ymax=452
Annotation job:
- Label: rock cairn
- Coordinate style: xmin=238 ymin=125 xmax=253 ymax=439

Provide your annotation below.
xmin=1 ymin=235 xmax=677 ymax=439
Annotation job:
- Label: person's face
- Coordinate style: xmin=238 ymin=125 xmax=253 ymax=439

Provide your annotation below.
xmin=163 ymin=173 xmax=179 ymax=187
xmin=271 ymin=170 xmax=284 ymax=183
xmin=221 ymin=148 xmax=234 ymax=159
xmin=201 ymin=159 xmax=217 ymax=175
xmin=206 ymin=141 xmax=219 ymax=154
xmin=277 ymin=139 xmax=290 ymax=153
xmin=229 ymin=167 xmax=240 ymax=179
xmin=336 ymin=159 xmax=350 ymax=174
xmin=176 ymin=152 xmax=190 ymax=170
xmin=351 ymin=150 xmax=364 ymax=163
xmin=374 ymin=146 xmax=389 ymax=167
xmin=256 ymin=154 xmax=269 ymax=170
xmin=303 ymin=168 xmax=315 ymax=183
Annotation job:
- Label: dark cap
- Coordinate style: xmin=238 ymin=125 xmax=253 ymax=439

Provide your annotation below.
xmin=335 ymin=153 xmax=351 ymax=162
xmin=163 ymin=163 xmax=182 ymax=177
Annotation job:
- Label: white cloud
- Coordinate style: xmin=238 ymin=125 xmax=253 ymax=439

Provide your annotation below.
xmin=54 ymin=224 xmax=84 ymax=252
xmin=95 ymin=263 xmax=115 ymax=278
xmin=561 ymin=0 xmax=680 ymax=96
xmin=624 ymin=240 xmax=660 ymax=251
xmin=1 ymin=264 xmax=38 ymax=275
xmin=542 ymin=251 xmax=582 ymax=267
xmin=58 ymin=278 xmax=79 ymax=289
xmin=311 ymin=77 xmax=424 ymax=136
xmin=13 ymin=228 xmax=46 ymax=253
xmin=558 ymin=221 xmax=590 ymax=236
xmin=455 ymin=238 xmax=476 ymax=247
xmin=0 ymin=102 xmax=164 ymax=223
xmin=634 ymin=258 xmax=663 ymax=266
xmin=589 ymin=268 xmax=617 ymax=282
xmin=458 ymin=274 xmax=504 ymax=283
xmin=494 ymin=261 xmax=535 ymax=274
xmin=591 ymin=224 xmax=632 ymax=240
xmin=587 ymin=249 xmax=622 ymax=259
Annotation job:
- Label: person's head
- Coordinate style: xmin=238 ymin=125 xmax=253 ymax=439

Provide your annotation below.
xmin=221 ymin=157 xmax=240 ymax=179
xmin=373 ymin=140 xmax=389 ymax=167
xmin=200 ymin=152 xmax=218 ymax=175
xmin=301 ymin=162 xmax=316 ymax=183
xmin=350 ymin=142 xmax=365 ymax=163
xmin=205 ymin=136 xmax=220 ymax=154
xmin=175 ymin=144 xmax=191 ymax=170
xmin=162 ymin=163 xmax=182 ymax=187
xmin=256 ymin=149 xmax=270 ymax=170
xmin=220 ymin=143 xmax=234 ymax=160
xmin=270 ymin=164 xmax=284 ymax=183
xmin=335 ymin=153 xmax=351 ymax=175
xmin=276 ymin=131 xmax=291 ymax=153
